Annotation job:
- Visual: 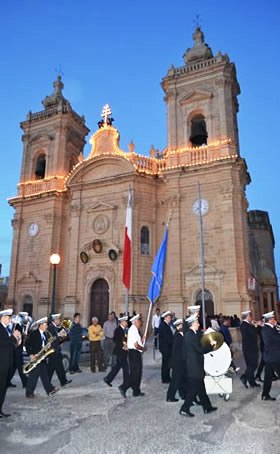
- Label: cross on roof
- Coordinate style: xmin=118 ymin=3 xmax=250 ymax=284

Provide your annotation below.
xmin=101 ymin=104 xmax=112 ymax=124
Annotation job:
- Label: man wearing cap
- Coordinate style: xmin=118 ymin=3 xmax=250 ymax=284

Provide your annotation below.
xmin=119 ymin=314 xmax=146 ymax=398
xmin=47 ymin=314 xmax=72 ymax=387
xmin=239 ymin=310 xmax=260 ymax=389
xmin=261 ymin=311 xmax=280 ymax=400
xmin=0 ymin=309 xmax=21 ymax=418
xmin=104 ymin=315 xmax=129 ymax=388
xmin=180 ymin=314 xmax=217 ymax=417
xmin=25 ymin=317 xmax=59 ymax=398
xmin=166 ymin=319 xmax=186 ymax=402
xmin=158 ymin=311 xmax=173 ymax=383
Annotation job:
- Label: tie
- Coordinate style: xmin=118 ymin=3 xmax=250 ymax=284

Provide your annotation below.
xmin=41 ymin=334 xmax=46 ymax=346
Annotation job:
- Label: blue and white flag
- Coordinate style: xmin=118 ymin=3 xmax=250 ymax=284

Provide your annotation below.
xmin=147 ymin=226 xmax=168 ymax=304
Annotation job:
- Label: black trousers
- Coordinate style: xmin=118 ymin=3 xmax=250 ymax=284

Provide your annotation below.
xmin=105 ymin=353 xmax=129 ymax=387
xmin=9 ymin=346 xmax=27 ymax=387
xmin=243 ymin=352 xmax=258 ymax=385
xmin=256 ymin=356 xmax=265 ymax=378
xmin=161 ymin=354 xmax=171 ymax=383
xmin=123 ymin=349 xmax=143 ymax=395
xmin=167 ymin=364 xmax=186 ymax=400
xmin=26 ymin=362 xmax=53 ymax=396
xmin=47 ymin=352 xmax=67 ymax=385
xmin=153 ymin=328 xmax=159 ymax=349
xmin=263 ymin=362 xmax=280 ymax=397
xmin=0 ymin=367 xmax=10 ymax=412
xmin=181 ymin=377 xmax=212 ymax=412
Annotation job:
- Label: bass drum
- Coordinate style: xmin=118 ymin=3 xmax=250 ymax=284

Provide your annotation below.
xmin=204 ymin=342 xmax=232 ymax=377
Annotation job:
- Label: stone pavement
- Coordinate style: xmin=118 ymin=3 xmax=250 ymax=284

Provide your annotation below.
xmin=0 ymin=344 xmax=280 ymax=454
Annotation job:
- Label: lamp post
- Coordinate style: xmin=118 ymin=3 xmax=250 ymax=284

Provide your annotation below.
xmin=50 ymin=253 xmax=61 ymax=314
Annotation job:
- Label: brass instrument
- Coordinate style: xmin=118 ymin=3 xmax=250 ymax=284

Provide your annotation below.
xmin=62 ymin=318 xmax=72 ymax=330
xmin=23 ymin=333 xmax=56 ymax=374
xmin=200 ymin=331 xmax=224 ymax=351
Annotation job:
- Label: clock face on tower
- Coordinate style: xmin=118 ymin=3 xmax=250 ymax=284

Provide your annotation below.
xmin=192 ymin=199 xmax=209 ymax=216
xmin=28 ymin=223 xmax=39 ymax=237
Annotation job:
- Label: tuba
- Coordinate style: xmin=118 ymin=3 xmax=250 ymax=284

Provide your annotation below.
xmin=23 ymin=333 xmax=56 ymax=374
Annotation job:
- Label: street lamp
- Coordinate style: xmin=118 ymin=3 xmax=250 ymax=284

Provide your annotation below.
xmin=50 ymin=253 xmax=61 ymax=314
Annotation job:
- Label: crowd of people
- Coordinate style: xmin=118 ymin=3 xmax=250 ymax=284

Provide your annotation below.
xmin=0 ymin=305 xmax=280 ymax=420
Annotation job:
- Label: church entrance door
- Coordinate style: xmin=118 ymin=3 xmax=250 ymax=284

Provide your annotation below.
xmin=196 ymin=289 xmax=214 ymax=317
xmin=90 ymin=279 xmax=109 ymax=325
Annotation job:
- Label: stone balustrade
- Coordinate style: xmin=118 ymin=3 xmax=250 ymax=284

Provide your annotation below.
xmin=17 ymin=177 xmax=66 ymax=197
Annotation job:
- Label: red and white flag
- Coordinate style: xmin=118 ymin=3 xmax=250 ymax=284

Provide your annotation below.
xmin=122 ymin=188 xmax=132 ymax=289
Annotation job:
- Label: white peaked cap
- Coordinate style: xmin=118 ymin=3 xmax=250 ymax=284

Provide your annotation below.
xmin=241 ymin=310 xmax=251 ymax=316
xmin=130 ymin=314 xmax=141 ymax=323
xmin=185 ymin=314 xmax=198 ymax=324
xmin=19 ymin=311 xmax=29 ymax=317
xmin=263 ymin=311 xmax=275 ymax=320
xmin=188 ymin=305 xmax=201 ymax=313
xmin=0 ymin=309 xmax=13 ymax=317
xmin=51 ymin=313 xmax=61 ymax=320
xmin=162 ymin=311 xmax=172 ymax=318
xmin=173 ymin=318 xmax=183 ymax=327
xmin=118 ymin=315 xmax=128 ymax=321
xmin=37 ymin=317 xmax=48 ymax=325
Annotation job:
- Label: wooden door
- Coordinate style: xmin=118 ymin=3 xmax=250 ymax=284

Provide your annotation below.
xmin=90 ymin=279 xmax=109 ymax=325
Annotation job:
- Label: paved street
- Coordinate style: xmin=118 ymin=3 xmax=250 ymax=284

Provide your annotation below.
xmin=0 ymin=346 xmax=279 ymax=454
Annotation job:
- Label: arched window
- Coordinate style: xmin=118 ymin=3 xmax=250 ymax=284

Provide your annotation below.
xmin=140 ymin=226 xmax=150 ymax=255
xmin=35 ymin=154 xmax=46 ymax=179
xmin=189 ymin=114 xmax=208 ymax=146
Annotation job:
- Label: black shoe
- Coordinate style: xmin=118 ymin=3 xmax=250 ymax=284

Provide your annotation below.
xmin=61 ymin=379 xmax=72 ymax=386
xmin=240 ymin=375 xmax=248 ymax=389
xmin=272 ymin=375 xmax=279 ymax=381
xmin=133 ymin=392 xmax=145 ymax=397
xmin=179 ymin=409 xmax=195 ymax=417
xmin=7 ymin=383 xmax=16 ymax=388
xmin=204 ymin=406 xmax=217 ymax=414
xmin=69 ymin=371 xmax=75 ymax=375
xmin=250 ymin=382 xmax=260 ymax=388
xmin=77 ymin=369 xmax=82 ymax=373
xmin=167 ymin=398 xmax=179 ymax=402
xmin=104 ymin=378 xmax=112 ymax=387
xmin=49 ymin=387 xmax=60 ymax=396
xmin=118 ymin=386 xmax=126 ymax=398
xmin=192 ymin=398 xmax=202 ymax=406
xmin=261 ymin=394 xmax=276 ymax=401
xmin=0 ymin=411 xmax=11 ymax=418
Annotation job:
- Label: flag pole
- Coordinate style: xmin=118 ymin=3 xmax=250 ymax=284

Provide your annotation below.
xmin=142 ymin=209 xmax=172 ymax=346
xmin=197 ymin=181 xmax=206 ymax=331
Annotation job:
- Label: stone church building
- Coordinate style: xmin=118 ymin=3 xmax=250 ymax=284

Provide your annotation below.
xmin=7 ymin=27 xmax=278 ymax=323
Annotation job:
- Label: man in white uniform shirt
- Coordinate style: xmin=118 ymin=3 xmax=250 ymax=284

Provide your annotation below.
xmin=118 ymin=314 xmax=146 ymax=398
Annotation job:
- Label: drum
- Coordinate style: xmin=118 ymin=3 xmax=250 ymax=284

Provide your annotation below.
xmin=204 ymin=342 xmax=231 ymax=377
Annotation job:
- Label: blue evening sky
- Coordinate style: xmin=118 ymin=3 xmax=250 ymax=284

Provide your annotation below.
xmin=0 ymin=0 xmax=279 ymax=282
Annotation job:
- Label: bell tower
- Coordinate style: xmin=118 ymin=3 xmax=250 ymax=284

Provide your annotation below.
xmin=20 ymin=75 xmax=89 ymax=184
xmin=162 ymin=27 xmax=240 ymax=152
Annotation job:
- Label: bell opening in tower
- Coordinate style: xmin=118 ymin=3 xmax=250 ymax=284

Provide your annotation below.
xmin=190 ymin=114 xmax=208 ymax=147
xmin=35 ymin=154 xmax=46 ymax=179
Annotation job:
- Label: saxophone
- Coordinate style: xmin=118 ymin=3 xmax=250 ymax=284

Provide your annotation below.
xmin=23 ymin=333 xmax=56 ymax=374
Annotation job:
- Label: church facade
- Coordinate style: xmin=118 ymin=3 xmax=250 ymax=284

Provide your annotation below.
xmin=7 ymin=28 xmax=278 ymax=323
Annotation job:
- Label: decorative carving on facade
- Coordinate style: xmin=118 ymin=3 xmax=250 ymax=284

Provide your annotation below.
xmin=92 ymin=214 xmax=110 ymax=234
xmin=11 ymin=217 xmax=22 ymax=229
xmin=71 ymin=204 xmax=82 ymax=217
xmin=43 ymin=213 xmax=59 ymax=224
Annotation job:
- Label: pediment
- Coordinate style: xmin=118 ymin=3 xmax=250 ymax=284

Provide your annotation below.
xmin=17 ymin=272 xmax=40 ymax=284
xmin=30 ymin=132 xmax=54 ymax=144
xmin=87 ymin=201 xmax=117 ymax=213
xmin=67 ymin=154 xmax=135 ymax=186
xmin=179 ymin=90 xmax=213 ymax=105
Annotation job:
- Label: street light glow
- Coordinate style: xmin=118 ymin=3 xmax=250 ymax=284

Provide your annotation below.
xmin=50 ymin=253 xmax=61 ymax=265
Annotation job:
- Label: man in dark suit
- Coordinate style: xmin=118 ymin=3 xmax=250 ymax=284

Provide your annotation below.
xmin=166 ymin=319 xmax=186 ymax=402
xmin=158 ymin=310 xmax=173 ymax=383
xmin=239 ymin=310 xmax=260 ymax=388
xmin=25 ymin=317 xmax=59 ymax=398
xmin=8 ymin=313 xmax=28 ymax=389
xmin=261 ymin=311 xmax=280 ymax=401
xmin=0 ymin=309 xmax=21 ymax=418
xmin=180 ymin=314 xmax=217 ymax=417
xmin=104 ymin=315 xmax=129 ymax=387
xmin=47 ymin=314 xmax=71 ymax=387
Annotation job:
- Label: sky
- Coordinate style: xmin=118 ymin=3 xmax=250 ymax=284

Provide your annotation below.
xmin=0 ymin=0 xmax=279 ymax=282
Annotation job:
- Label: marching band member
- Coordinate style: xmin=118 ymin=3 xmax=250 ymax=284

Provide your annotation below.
xmin=180 ymin=314 xmax=217 ymax=418
xmin=25 ymin=317 xmax=59 ymax=398
xmin=158 ymin=310 xmax=173 ymax=383
xmin=118 ymin=314 xmax=146 ymax=398
xmin=104 ymin=315 xmax=129 ymax=388
xmin=240 ymin=310 xmax=260 ymax=388
xmin=9 ymin=313 xmax=28 ymax=389
xmin=261 ymin=311 xmax=280 ymax=401
xmin=0 ymin=309 xmax=21 ymax=418
xmin=47 ymin=314 xmax=72 ymax=387
xmin=166 ymin=319 xmax=186 ymax=402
